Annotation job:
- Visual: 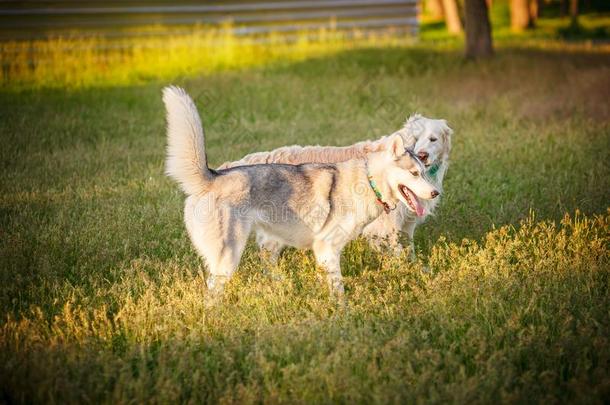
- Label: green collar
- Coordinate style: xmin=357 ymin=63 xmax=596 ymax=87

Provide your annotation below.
xmin=366 ymin=162 xmax=393 ymax=214
xmin=427 ymin=162 xmax=441 ymax=179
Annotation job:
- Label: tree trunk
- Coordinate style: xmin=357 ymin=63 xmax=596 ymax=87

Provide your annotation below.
xmin=442 ymin=0 xmax=463 ymax=34
xmin=560 ymin=0 xmax=568 ymax=17
xmin=427 ymin=0 xmax=445 ymax=20
xmin=511 ymin=0 xmax=532 ymax=31
xmin=465 ymin=0 xmax=493 ymax=59
xmin=570 ymin=0 xmax=579 ymax=25
xmin=529 ymin=0 xmax=541 ymax=23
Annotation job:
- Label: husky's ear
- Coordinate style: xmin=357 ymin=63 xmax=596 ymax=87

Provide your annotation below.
xmin=389 ymin=134 xmax=405 ymax=157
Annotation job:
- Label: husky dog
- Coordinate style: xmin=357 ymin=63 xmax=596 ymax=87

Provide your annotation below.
xmin=163 ymin=86 xmax=440 ymax=295
xmin=219 ymin=115 xmax=452 ymax=257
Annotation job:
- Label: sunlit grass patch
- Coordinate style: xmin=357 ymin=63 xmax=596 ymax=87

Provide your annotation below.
xmin=0 ymin=24 xmax=412 ymax=89
xmin=1 ymin=210 xmax=607 ymax=403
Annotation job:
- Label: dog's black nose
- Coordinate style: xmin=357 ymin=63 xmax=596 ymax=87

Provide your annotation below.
xmin=431 ymin=190 xmax=440 ymax=198
xmin=417 ymin=151 xmax=429 ymax=161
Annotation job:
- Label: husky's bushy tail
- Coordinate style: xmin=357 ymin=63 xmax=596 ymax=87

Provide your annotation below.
xmin=163 ymin=86 xmax=214 ymax=195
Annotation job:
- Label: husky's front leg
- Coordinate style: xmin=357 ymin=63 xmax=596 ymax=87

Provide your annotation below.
xmin=313 ymin=240 xmax=344 ymax=295
xmin=363 ymin=209 xmax=404 ymax=256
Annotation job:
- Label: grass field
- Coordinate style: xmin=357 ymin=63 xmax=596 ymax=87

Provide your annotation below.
xmin=1 ymin=43 xmax=609 ymax=402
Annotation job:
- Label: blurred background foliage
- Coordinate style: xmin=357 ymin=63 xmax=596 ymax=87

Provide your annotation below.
xmin=0 ymin=0 xmax=607 ymax=88
xmin=421 ymin=0 xmax=609 ymax=41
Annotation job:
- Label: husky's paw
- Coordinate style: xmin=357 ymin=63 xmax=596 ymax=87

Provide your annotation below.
xmin=206 ymin=274 xmax=228 ymax=295
xmin=332 ymin=281 xmax=345 ymax=296
xmin=329 ymin=281 xmax=348 ymax=309
xmin=327 ymin=274 xmax=345 ymax=296
xmin=262 ymin=268 xmax=285 ymax=282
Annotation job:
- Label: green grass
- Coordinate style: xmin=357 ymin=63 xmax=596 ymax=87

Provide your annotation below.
xmin=1 ymin=46 xmax=609 ymax=403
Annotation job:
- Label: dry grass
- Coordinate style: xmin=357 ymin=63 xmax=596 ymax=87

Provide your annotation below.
xmin=1 ymin=212 xmax=608 ymax=403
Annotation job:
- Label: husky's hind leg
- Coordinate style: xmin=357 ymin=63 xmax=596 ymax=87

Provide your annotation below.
xmin=185 ymin=197 xmax=251 ymax=296
xmin=256 ymin=231 xmax=285 ymax=280
xmin=207 ymin=218 xmax=252 ymax=295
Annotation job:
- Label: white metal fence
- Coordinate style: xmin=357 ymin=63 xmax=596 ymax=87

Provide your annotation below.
xmin=0 ymin=0 xmax=419 ymax=41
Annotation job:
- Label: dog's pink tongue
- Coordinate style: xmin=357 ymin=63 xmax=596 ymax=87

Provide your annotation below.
xmin=415 ymin=199 xmax=425 ymax=217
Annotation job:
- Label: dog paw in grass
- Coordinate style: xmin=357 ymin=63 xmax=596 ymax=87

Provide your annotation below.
xmin=261 ymin=268 xmax=286 ymax=282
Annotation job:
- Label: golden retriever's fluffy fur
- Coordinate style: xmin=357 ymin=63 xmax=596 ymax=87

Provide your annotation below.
xmin=219 ymin=136 xmax=397 ymax=169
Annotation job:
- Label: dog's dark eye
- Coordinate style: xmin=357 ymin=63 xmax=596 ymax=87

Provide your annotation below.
xmin=430 ymin=137 xmax=438 ymax=142
xmin=410 ymin=171 xmax=419 ymax=177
